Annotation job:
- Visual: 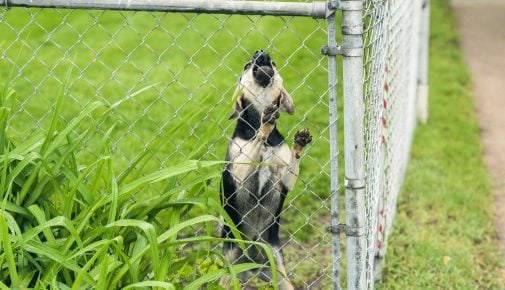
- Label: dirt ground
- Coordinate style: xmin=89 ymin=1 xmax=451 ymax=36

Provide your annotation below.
xmin=451 ymin=0 xmax=505 ymax=255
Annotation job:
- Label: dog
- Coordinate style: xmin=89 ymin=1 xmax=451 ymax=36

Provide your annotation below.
xmin=220 ymin=50 xmax=312 ymax=289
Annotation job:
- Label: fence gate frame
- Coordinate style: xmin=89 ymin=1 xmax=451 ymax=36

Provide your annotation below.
xmin=1 ymin=0 xmax=430 ymax=289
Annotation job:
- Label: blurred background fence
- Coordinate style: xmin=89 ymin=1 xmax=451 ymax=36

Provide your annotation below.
xmin=362 ymin=0 xmax=430 ymax=287
xmin=0 ymin=0 xmax=429 ymax=288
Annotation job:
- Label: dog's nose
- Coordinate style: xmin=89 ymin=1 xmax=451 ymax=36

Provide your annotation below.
xmin=253 ymin=51 xmax=270 ymax=66
xmin=253 ymin=50 xmax=267 ymax=59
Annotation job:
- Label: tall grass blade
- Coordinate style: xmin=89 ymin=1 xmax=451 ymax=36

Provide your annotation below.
xmin=17 ymin=216 xmax=83 ymax=249
xmin=71 ymin=237 xmax=123 ymax=290
xmin=39 ymin=72 xmax=66 ymax=156
xmin=107 ymin=158 xmax=119 ymax=224
xmin=118 ymin=160 xmax=222 ymax=200
xmin=185 ymin=263 xmax=261 ymax=290
xmin=3 ymin=200 xmax=31 ymax=217
xmin=110 ymin=215 xmax=223 ymax=287
xmin=27 ymin=205 xmax=57 ymax=247
xmin=123 ymin=281 xmax=175 ymax=290
xmin=129 ymin=233 xmax=148 ymax=283
xmin=0 ymin=107 xmax=10 ymax=199
xmin=63 ymin=157 xmax=110 ymax=215
xmin=0 ymin=205 xmax=19 ymax=286
xmin=43 ymin=101 xmax=106 ymax=158
xmin=5 ymin=151 xmax=39 ymax=203
xmin=2 ymin=132 xmax=44 ymax=160
xmin=123 ymin=171 xmax=220 ymax=218
xmin=17 ymin=164 xmax=40 ymax=206
xmin=0 ymin=107 xmax=10 ymax=155
xmin=18 ymin=269 xmax=37 ymax=289
xmin=105 ymin=219 xmax=160 ymax=279
xmin=3 ymin=210 xmax=22 ymax=237
xmin=0 ymin=281 xmax=10 ymax=290
xmin=96 ymin=247 xmax=113 ymax=289
xmin=157 ymin=215 xmax=221 ymax=243
xmin=24 ymin=240 xmax=93 ymax=285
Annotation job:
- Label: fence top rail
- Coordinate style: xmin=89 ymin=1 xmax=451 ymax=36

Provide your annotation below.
xmin=1 ymin=0 xmax=329 ymax=18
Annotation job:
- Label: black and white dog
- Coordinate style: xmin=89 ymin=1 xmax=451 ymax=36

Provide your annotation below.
xmin=220 ymin=50 xmax=312 ymax=289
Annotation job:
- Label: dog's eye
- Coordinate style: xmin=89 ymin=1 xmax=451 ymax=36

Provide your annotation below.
xmin=243 ymin=62 xmax=252 ymax=71
xmin=272 ymin=61 xmax=276 ymax=67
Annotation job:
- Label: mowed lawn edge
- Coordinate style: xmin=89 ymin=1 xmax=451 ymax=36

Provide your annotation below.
xmin=381 ymin=0 xmax=505 ymax=288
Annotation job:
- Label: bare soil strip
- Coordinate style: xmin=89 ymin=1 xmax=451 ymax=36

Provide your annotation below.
xmin=452 ymin=0 xmax=505 ymax=255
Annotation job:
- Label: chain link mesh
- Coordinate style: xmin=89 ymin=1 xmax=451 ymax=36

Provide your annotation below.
xmin=363 ymin=0 xmax=423 ymax=287
xmin=0 ymin=3 xmax=334 ymax=288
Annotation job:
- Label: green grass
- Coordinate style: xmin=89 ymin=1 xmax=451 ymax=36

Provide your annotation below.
xmin=381 ymin=0 xmax=505 ymax=288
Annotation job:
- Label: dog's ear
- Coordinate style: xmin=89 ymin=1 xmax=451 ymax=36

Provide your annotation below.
xmin=229 ymin=96 xmax=243 ymax=120
xmin=243 ymin=61 xmax=252 ymax=71
xmin=229 ymin=84 xmax=244 ymax=120
xmin=279 ymin=89 xmax=294 ymax=115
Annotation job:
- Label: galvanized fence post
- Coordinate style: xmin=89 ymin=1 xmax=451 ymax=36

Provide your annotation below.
xmin=341 ymin=0 xmax=366 ymax=288
xmin=325 ymin=2 xmax=341 ymax=289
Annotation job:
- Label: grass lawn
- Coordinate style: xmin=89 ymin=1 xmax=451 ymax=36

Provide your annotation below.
xmin=381 ymin=0 xmax=505 ymax=288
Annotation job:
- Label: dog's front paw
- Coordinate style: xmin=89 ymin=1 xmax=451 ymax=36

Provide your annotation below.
xmin=262 ymin=103 xmax=280 ymax=125
xmin=294 ymin=128 xmax=312 ymax=147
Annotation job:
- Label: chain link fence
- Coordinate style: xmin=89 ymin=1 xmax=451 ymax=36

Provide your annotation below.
xmin=363 ymin=0 xmax=429 ymax=287
xmin=0 ymin=0 xmax=429 ymax=288
xmin=0 ymin=2 xmax=334 ymax=288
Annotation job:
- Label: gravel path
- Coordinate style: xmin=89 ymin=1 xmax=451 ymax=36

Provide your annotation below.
xmin=452 ymin=0 xmax=505 ymax=255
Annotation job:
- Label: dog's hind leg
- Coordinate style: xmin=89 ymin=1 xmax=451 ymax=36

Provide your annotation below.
xmin=257 ymin=246 xmax=294 ymax=290
xmin=220 ymin=246 xmax=252 ymax=289
xmin=281 ymin=128 xmax=312 ymax=191
xmin=275 ymin=252 xmax=294 ymax=290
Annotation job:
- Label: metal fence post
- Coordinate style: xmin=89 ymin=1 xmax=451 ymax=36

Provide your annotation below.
xmin=325 ymin=4 xmax=341 ymax=289
xmin=341 ymin=0 xmax=366 ymax=289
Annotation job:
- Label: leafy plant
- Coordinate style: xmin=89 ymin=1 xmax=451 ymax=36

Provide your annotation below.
xmin=0 ymin=79 xmax=276 ymax=289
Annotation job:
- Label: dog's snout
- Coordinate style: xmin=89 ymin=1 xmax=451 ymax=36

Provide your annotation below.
xmin=253 ymin=65 xmax=274 ymax=88
xmin=252 ymin=50 xmax=271 ymax=67
xmin=251 ymin=50 xmax=274 ymax=87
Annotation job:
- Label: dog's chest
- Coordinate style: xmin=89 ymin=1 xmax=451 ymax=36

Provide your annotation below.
xmin=237 ymin=149 xmax=283 ymax=236
xmin=242 ymin=146 xmax=285 ymax=200
xmin=227 ymin=139 xmax=291 ymax=231
xmin=257 ymin=145 xmax=284 ymax=193
xmin=240 ymin=75 xmax=281 ymax=110
xmin=257 ymin=164 xmax=271 ymax=197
